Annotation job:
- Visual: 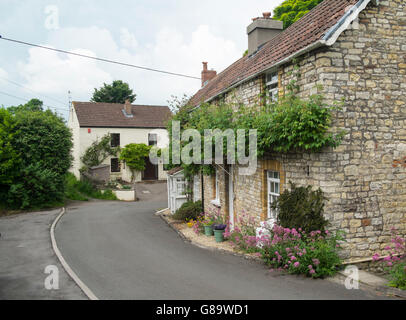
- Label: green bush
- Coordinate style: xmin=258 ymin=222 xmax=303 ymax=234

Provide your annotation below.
xmin=173 ymin=201 xmax=203 ymax=222
xmin=7 ymin=164 xmax=65 ymax=209
xmin=64 ymin=173 xmax=118 ymax=201
xmin=1 ymin=108 xmax=73 ymax=209
xmin=272 ymin=182 xmax=329 ymax=234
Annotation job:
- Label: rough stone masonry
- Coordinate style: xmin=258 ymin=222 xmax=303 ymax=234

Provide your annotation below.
xmin=203 ymin=0 xmax=406 ymax=262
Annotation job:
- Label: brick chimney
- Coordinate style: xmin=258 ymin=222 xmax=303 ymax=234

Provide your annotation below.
xmin=124 ymin=99 xmax=132 ymax=116
xmin=247 ymin=12 xmax=283 ymax=56
xmin=201 ymin=62 xmax=217 ymax=87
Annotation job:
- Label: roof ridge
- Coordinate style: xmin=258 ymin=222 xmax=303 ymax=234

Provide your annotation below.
xmin=189 ymin=0 xmax=364 ymax=106
xmin=73 ymin=101 xmax=169 ymax=107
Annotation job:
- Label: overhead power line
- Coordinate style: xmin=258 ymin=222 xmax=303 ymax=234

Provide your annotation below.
xmin=0 ymin=35 xmax=201 ymax=80
xmin=0 ymin=76 xmax=67 ymax=106
xmin=0 ymin=90 xmax=69 ymax=112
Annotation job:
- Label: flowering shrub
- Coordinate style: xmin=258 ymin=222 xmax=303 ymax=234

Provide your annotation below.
xmin=372 ymin=228 xmax=406 ymax=290
xmin=260 ymin=226 xmax=344 ymax=278
xmin=224 ymin=211 xmax=259 ymax=253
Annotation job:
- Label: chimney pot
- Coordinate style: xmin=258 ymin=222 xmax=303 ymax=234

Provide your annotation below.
xmin=201 ymin=62 xmax=217 ymax=87
xmin=263 ymin=12 xmax=271 ymax=19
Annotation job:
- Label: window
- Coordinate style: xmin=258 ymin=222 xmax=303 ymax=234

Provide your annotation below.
xmin=111 ymin=158 xmax=121 ymax=173
xmin=267 ymin=171 xmax=280 ymax=220
xmin=148 ymin=133 xmax=158 ymax=146
xmin=266 ymin=72 xmax=279 ymax=102
xmin=111 ymin=133 xmax=120 ymax=147
xmin=210 ymin=169 xmax=221 ymax=207
xmin=176 ymin=178 xmax=186 ymax=195
xmin=215 ymin=170 xmax=220 ymax=201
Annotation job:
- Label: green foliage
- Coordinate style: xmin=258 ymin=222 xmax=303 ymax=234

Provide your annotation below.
xmin=64 ymin=173 xmax=89 ymax=201
xmin=64 ymin=173 xmax=118 ymax=201
xmin=91 ymin=80 xmax=136 ymax=104
xmin=260 ymin=226 xmax=344 ymax=278
xmin=81 ymin=134 xmax=119 ymax=171
xmin=7 ymin=164 xmax=65 ymax=209
xmin=388 ymin=262 xmax=406 ymax=290
xmin=8 ymin=99 xmax=44 ymax=114
xmin=273 ymin=0 xmax=324 ymax=29
xmin=0 ymin=109 xmax=20 ymax=186
xmin=119 ymin=143 xmax=151 ymax=172
xmin=3 ymin=108 xmax=73 ymax=209
xmin=166 ymin=91 xmax=343 ymax=176
xmin=272 ymin=182 xmax=329 ymax=233
xmin=172 ymin=200 xmax=203 ymax=222
xmin=13 ymin=109 xmax=73 ymax=176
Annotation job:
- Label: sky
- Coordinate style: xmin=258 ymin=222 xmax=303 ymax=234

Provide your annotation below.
xmin=0 ymin=0 xmax=281 ymax=119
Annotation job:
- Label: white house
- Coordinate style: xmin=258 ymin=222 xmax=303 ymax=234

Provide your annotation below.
xmin=68 ymin=100 xmax=171 ymax=183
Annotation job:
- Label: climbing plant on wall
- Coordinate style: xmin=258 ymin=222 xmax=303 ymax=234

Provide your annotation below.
xmin=81 ymin=134 xmax=119 ymax=172
xmin=119 ymin=143 xmax=152 ymax=182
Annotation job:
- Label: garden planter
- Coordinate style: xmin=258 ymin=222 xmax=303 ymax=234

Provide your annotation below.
xmin=204 ymin=225 xmax=214 ymax=236
xmin=214 ymin=229 xmax=225 ymax=243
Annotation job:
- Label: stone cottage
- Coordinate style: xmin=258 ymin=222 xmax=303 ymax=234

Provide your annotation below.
xmin=189 ymin=0 xmax=406 ymax=262
xmin=69 ymin=100 xmax=171 ymax=183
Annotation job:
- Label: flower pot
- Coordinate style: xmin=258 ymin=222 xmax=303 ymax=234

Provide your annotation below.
xmin=214 ymin=229 xmax=225 ymax=243
xmin=204 ymin=225 xmax=214 ymax=236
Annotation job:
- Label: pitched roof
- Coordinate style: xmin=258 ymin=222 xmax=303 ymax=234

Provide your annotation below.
xmin=167 ymin=167 xmax=184 ymax=176
xmin=72 ymin=102 xmax=171 ymax=128
xmin=189 ymin=0 xmax=365 ymax=106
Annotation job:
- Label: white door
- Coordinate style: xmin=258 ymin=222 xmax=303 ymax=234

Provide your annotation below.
xmin=228 ymin=166 xmax=234 ymax=230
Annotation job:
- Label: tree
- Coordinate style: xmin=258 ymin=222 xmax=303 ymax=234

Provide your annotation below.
xmin=91 ymin=80 xmax=136 ymax=104
xmin=273 ymin=0 xmax=324 ymax=29
xmin=5 ymin=109 xmax=73 ymax=209
xmin=0 ymin=109 xmax=20 ymax=187
xmin=119 ymin=143 xmax=152 ymax=182
xmin=8 ymin=98 xmax=44 ymax=114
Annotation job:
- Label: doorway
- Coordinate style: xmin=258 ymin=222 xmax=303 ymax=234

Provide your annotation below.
xmin=143 ymin=158 xmax=158 ymax=180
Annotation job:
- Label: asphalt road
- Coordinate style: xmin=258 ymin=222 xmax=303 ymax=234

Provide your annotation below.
xmin=55 ymin=198 xmax=387 ymax=300
xmin=0 ymin=209 xmax=86 ymax=300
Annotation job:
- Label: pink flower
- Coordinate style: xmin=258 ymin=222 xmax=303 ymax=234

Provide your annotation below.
xmin=387 ymin=262 xmax=393 ymax=267
xmin=312 ymin=259 xmax=320 ymax=266
xmin=372 ymin=254 xmax=380 ymax=261
xmin=310 ymin=269 xmax=316 ymax=275
xmin=308 ymin=265 xmax=313 ymax=270
xmin=294 ymin=262 xmax=300 ymax=268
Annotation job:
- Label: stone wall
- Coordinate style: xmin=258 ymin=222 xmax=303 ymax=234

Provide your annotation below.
xmin=202 ymin=0 xmax=406 ymax=261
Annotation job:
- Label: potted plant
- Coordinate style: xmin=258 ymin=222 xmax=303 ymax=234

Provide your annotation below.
xmin=213 ymin=224 xmax=227 ymax=243
xmin=203 ymin=219 xmax=214 ymax=236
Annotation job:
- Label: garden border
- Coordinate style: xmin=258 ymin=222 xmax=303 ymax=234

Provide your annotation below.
xmin=157 ymin=209 xmax=406 ymax=300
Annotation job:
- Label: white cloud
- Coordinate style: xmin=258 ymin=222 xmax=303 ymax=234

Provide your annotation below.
xmin=0 ymin=68 xmax=8 ymax=84
xmin=120 ymin=28 xmax=139 ymax=50
xmin=17 ymin=24 xmax=241 ymax=106
xmin=18 ymin=46 xmax=112 ymax=97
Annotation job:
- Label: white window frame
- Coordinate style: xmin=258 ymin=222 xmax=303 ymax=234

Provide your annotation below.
xmin=211 ymin=169 xmax=221 ymax=207
xmin=267 ymin=171 xmax=280 ymax=220
xmin=215 ymin=170 xmax=220 ymax=202
xmin=266 ymin=72 xmax=279 ymax=102
xmin=175 ymin=177 xmax=186 ymax=196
